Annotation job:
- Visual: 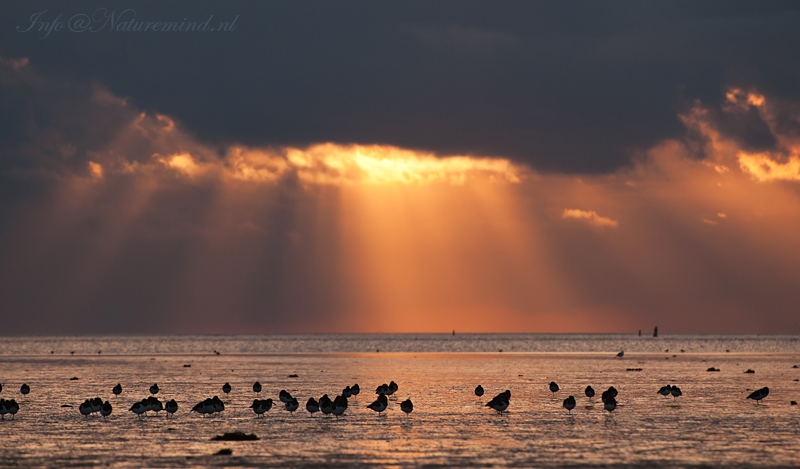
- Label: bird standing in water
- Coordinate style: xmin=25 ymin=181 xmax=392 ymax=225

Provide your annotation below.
xmin=100 ymin=401 xmax=113 ymax=419
xmin=306 ymin=397 xmax=320 ymax=416
xmin=747 ymin=387 xmax=769 ymax=403
xmin=285 ymin=397 xmax=299 ymax=413
xmin=165 ymin=399 xmax=178 ymax=417
xmin=485 ymin=390 xmax=510 ymax=413
xmin=563 ymin=396 xmax=576 ymax=413
xmin=367 ymin=394 xmax=388 ymax=414
xmin=400 ymin=399 xmax=413 ymax=415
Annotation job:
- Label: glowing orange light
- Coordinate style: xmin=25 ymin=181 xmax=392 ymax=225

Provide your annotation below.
xmin=738 ymin=151 xmax=800 ymax=182
xmin=88 ymin=161 xmax=104 ymax=179
xmin=561 ymin=209 xmax=619 ymax=228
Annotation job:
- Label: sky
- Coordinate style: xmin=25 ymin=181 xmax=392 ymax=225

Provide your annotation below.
xmin=1 ymin=1 xmax=800 ymax=334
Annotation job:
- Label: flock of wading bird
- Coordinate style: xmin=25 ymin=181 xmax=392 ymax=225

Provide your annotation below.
xmin=0 ymin=377 xmax=778 ymax=421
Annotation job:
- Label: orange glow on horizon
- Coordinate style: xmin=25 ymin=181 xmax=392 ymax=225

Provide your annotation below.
xmin=23 ymin=87 xmax=800 ymax=334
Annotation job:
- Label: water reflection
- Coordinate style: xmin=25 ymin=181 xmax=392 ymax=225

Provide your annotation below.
xmin=0 ymin=338 xmax=798 ymax=467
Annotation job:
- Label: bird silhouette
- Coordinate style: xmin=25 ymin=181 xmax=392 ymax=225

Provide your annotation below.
xmin=400 ymin=398 xmax=413 ymax=415
xmin=563 ymin=395 xmax=576 ymax=413
xmin=485 ymin=390 xmax=510 ymax=413
xmin=367 ymin=394 xmax=388 ymax=414
xmin=747 ymin=387 xmax=769 ymax=403
xmin=306 ymin=397 xmax=319 ymax=416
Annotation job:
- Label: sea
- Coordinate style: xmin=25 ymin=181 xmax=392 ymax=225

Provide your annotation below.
xmin=0 ymin=333 xmax=798 ymax=468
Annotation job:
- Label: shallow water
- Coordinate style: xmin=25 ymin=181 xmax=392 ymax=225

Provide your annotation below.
xmin=1 ymin=334 xmax=799 ymax=468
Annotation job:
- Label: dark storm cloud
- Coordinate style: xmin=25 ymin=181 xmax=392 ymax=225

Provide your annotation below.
xmin=2 ymin=1 xmax=799 ymax=173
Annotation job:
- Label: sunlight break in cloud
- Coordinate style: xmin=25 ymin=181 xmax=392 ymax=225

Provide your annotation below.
xmin=561 ymin=209 xmax=619 ymax=228
xmin=5 ymin=58 xmax=800 ymax=334
xmin=115 ymin=137 xmax=526 ymax=187
xmin=737 ymin=151 xmax=800 ymax=182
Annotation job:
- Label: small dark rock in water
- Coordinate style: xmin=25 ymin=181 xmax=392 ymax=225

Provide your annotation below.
xmin=744 ymin=369 xmax=755 ymax=374
xmin=499 ymin=349 xmax=503 ymax=352
xmin=707 ymin=367 xmax=720 ymax=372
xmin=793 ymin=365 xmax=798 ymax=369
xmin=791 ymin=401 xmax=797 ymax=405
xmin=61 ymin=404 xmax=73 ymax=408
xmin=183 ymin=364 xmax=191 ymax=368
xmin=214 ymin=449 xmax=233 ymax=456
xmin=212 ymin=432 xmax=259 ymax=441
xmin=70 ymin=377 xmax=80 ymax=380
xmin=288 ymin=374 xmax=299 ymax=378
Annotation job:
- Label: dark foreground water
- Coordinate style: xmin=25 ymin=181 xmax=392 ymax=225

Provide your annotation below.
xmin=0 ymin=334 xmax=798 ymax=468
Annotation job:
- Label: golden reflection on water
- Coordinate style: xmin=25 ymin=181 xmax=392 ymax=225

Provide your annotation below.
xmin=0 ymin=347 xmax=799 ymax=467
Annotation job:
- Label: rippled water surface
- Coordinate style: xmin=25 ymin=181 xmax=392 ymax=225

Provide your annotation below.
xmin=1 ymin=334 xmax=799 ymax=468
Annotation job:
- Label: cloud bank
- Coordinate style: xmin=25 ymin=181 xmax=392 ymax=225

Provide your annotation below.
xmin=1 ymin=52 xmax=800 ymax=334
xmin=3 ymin=2 xmax=800 ymax=173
